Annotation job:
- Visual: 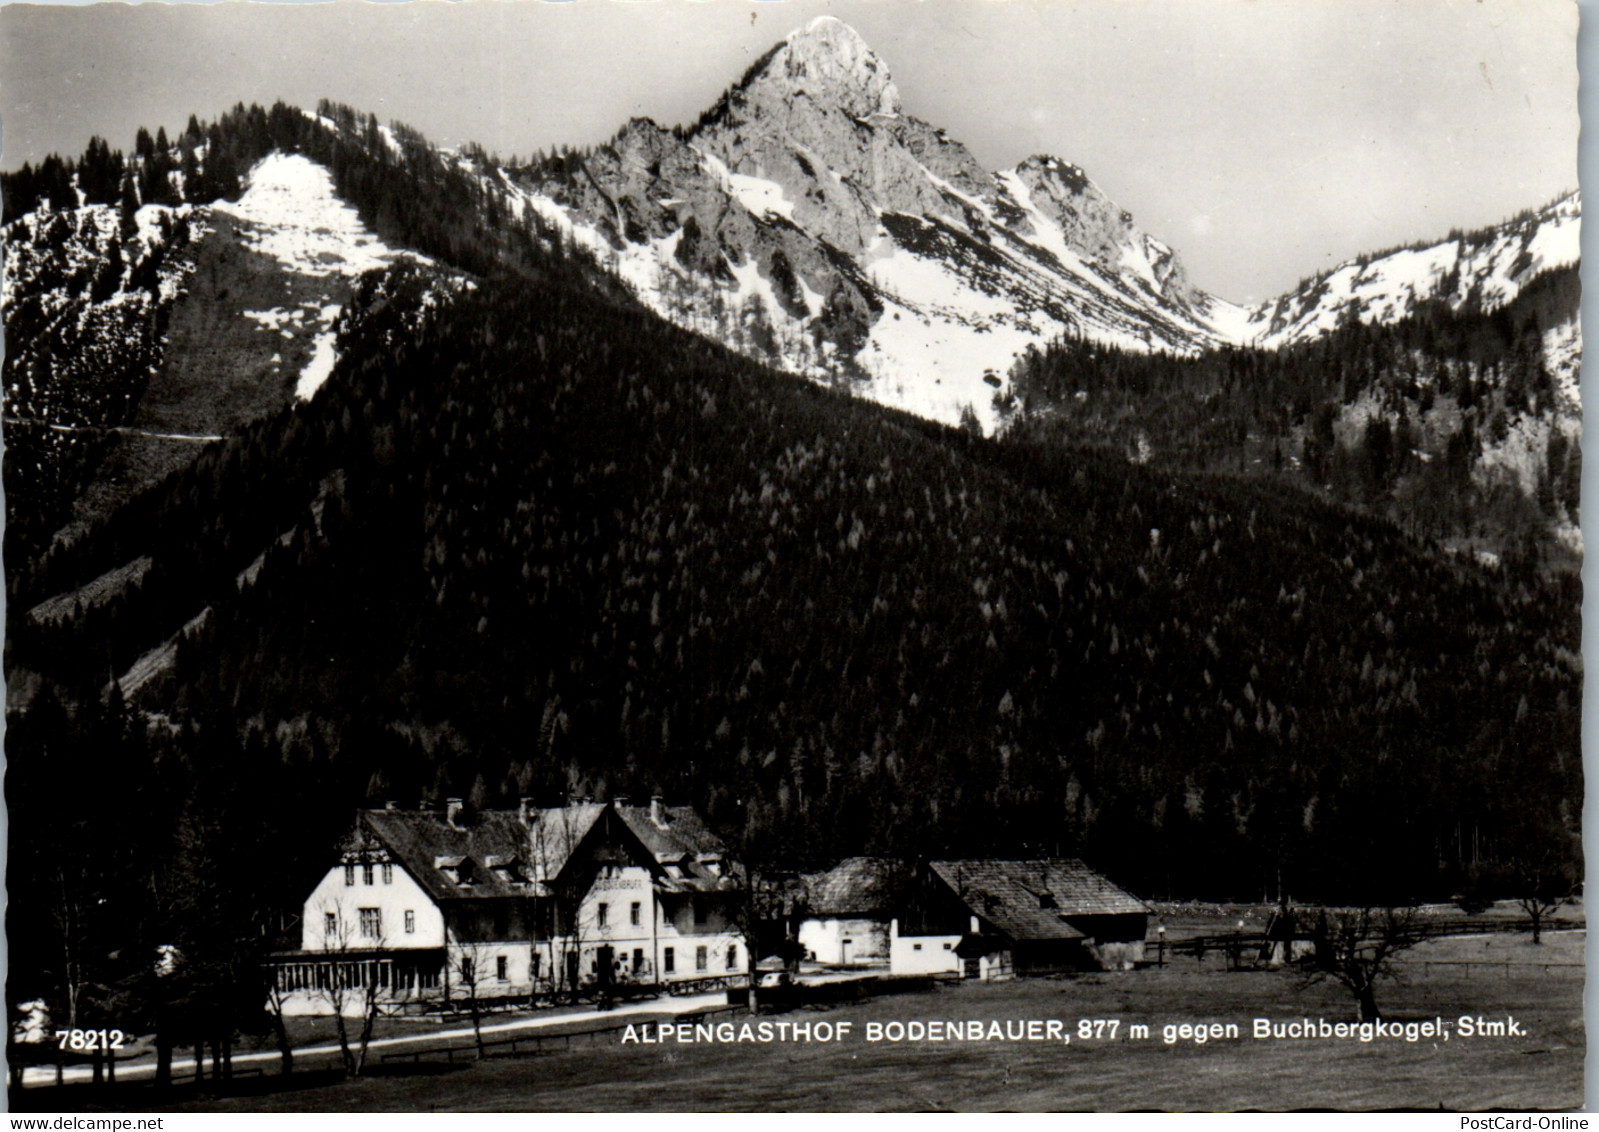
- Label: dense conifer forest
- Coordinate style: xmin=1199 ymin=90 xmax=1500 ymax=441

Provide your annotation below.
xmin=2 ymin=104 xmax=1581 ymax=1048
xmin=1002 ymin=266 xmax=1581 ymax=564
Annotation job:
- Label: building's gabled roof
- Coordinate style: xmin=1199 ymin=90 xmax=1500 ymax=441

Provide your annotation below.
xmin=521 ymin=802 xmax=609 ymax=884
xmin=928 ymin=859 xmax=1149 ymax=943
xmin=614 ymin=803 xmax=736 ymax=893
xmin=347 ymin=801 xmax=737 ymax=905
xmin=360 ymin=809 xmax=545 ymax=904
xmin=803 ymin=857 xmax=898 ymax=916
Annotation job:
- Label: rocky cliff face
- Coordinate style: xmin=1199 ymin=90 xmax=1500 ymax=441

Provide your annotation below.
xmin=510 ymin=17 xmax=1237 ymax=431
xmin=498 ymin=18 xmax=1578 ymax=440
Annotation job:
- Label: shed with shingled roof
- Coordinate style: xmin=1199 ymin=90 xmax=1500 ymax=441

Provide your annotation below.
xmin=892 ymin=858 xmax=1150 ymax=978
xmin=796 ymin=857 xmax=901 ymax=966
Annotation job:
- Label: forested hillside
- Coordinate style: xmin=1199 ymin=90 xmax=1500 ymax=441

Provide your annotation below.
xmin=1003 ymin=262 xmax=1581 ymax=566
xmin=2 ymin=200 xmax=205 ymax=554
xmin=11 ymin=258 xmax=1576 ymax=911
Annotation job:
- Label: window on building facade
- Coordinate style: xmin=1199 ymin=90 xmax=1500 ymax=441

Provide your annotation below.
xmin=383 ymin=863 xmax=394 ymax=885
xmin=695 ymin=945 xmax=708 ymax=971
xmin=663 ymin=947 xmax=675 ymax=974
xmin=913 ymin=943 xmax=923 ymax=951
xmin=630 ymin=902 xmax=641 ymax=926
xmin=359 ymin=907 xmax=381 ymax=939
xmin=460 ymin=956 xmax=474 ymax=982
xmin=404 ymin=910 xmax=415 ymax=934
xmin=727 ymin=945 xmax=738 ymax=972
xmin=344 ymin=864 xmax=355 ymax=886
xmin=324 ymin=912 xmax=337 ymax=938
xmin=363 ymin=863 xmax=374 ymax=886
xmin=597 ymin=902 xmax=609 ymax=929
xmin=496 ymin=956 xmax=508 ymax=981
xmin=632 ymin=948 xmax=644 ymax=973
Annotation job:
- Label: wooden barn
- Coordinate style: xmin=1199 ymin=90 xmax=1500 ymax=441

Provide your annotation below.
xmin=891 ymin=859 xmax=1151 ymax=979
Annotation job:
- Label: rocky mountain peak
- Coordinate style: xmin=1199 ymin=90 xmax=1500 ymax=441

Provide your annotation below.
xmin=753 ymin=16 xmax=901 ymax=120
xmin=515 ymin=18 xmax=1259 ymax=429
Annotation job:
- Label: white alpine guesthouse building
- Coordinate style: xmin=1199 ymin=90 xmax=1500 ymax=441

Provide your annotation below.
xmin=270 ymin=797 xmax=743 ymax=1014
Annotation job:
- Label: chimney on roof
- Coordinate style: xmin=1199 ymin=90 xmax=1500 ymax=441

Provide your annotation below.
xmin=650 ymin=794 xmax=669 ymax=829
xmin=445 ymin=797 xmax=464 ymax=829
xmin=614 ymin=794 xmax=630 ymax=806
xmin=385 ymin=800 xmax=398 ymax=811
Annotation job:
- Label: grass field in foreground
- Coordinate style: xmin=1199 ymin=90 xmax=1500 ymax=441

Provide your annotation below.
xmin=31 ymin=930 xmax=1586 ymax=1112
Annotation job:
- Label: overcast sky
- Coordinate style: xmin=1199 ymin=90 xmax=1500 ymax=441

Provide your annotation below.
xmin=0 ymin=0 xmax=1579 ymax=302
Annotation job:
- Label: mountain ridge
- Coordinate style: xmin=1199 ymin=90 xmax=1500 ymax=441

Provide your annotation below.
xmin=508 ymin=17 xmax=1247 ymax=430
xmin=500 ymin=18 xmax=1577 ymax=434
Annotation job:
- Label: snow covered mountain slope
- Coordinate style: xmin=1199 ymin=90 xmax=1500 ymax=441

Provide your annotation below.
xmin=3 ymin=149 xmax=448 ymax=551
xmin=502 ymin=18 xmax=1580 ymax=437
xmin=1244 ymin=193 xmax=1580 ymax=348
xmin=206 ymin=151 xmax=423 ymax=403
xmin=3 ymin=198 xmax=206 ymax=545
xmin=512 ymin=17 xmax=1243 ymax=431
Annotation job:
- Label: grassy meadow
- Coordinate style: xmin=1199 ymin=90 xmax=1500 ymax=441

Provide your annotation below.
xmin=19 ymin=927 xmax=1582 ymax=1113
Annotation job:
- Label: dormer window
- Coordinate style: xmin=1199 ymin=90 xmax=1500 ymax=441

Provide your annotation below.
xmin=485 ymin=855 xmax=524 ymax=885
xmin=434 ymin=855 xmax=473 ymax=886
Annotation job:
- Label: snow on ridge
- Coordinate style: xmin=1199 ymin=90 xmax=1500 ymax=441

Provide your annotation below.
xmin=1248 ymin=199 xmax=1581 ymax=349
xmin=995 ymin=170 xmax=1075 ymax=269
xmin=211 ymin=152 xmax=418 ymax=278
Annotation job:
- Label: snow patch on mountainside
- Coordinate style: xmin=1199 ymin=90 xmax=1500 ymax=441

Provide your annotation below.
xmin=861 ymin=294 xmax=1034 ymax=430
xmin=212 ymin=153 xmax=418 ymax=278
xmin=1248 ymin=194 xmax=1580 ymax=349
xmin=216 ymin=153 xmax=456 ymax=403
xmin=1544 ymin=318 xmax=1583 ymax=415
xmin=697 ymin=149 xmax=799 ymax=223
xmin=296 ymin=330 xmax=338 ymax=400
xmin=1193 ymin=293 xmax=1254 ymax=342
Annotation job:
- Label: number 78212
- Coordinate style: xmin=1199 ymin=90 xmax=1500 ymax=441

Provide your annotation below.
xmin=55 ymin=1029 xmax=126 ymax=1051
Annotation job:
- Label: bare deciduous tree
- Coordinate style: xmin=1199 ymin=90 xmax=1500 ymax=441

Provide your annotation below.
xmin=312 ymin=898 xmax=394 ymax=1077
xmin=1302 ymin=906 xmax=1424 ymax=1022
xmin=525 ymin=802 xmax=587 ymax=1002
xmin=447 ymin=937 xmax=492 ymax=1059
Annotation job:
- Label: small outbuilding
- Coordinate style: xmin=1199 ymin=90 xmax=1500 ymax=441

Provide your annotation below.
xmin=891 ymin=858 xmax=1151 ymax=979
xmin=797 ymin=857 xmax=899 ymax=966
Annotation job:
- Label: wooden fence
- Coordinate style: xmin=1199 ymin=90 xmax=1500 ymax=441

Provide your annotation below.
xmin=1158 ymin=913 xmax=1581 ymax=969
